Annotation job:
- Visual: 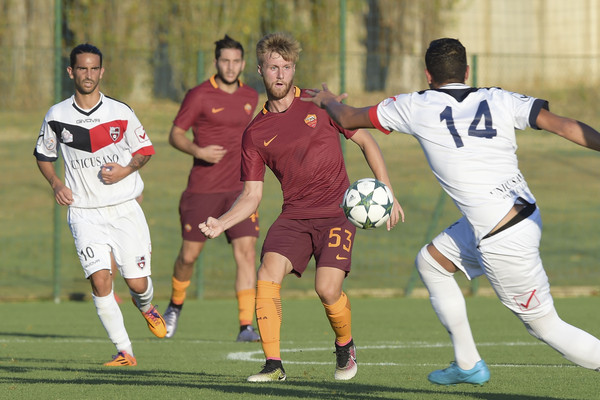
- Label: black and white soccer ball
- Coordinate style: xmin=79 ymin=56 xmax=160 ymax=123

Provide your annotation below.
xmin=342 ymin=178 xmax=393 ymax=229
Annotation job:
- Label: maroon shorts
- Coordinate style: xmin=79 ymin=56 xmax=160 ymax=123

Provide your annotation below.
xmin=261 ymin=215 xmax=356 ymax=277
xmin=179 ymin=191 xmax=259 ymax=243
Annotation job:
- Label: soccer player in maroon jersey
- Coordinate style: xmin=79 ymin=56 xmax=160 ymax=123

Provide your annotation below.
xmin=163 ymin=35 xmax=261 ymax=342
xmin=200 ymin=32 xmax=404 ymax=382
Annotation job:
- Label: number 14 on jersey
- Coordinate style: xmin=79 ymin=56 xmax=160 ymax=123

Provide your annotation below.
xmin=440 ymin=100 xmax=497 ymax=148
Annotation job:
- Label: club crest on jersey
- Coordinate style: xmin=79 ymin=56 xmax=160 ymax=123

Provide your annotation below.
xmin=244 ymin=103 xmax=253 ymax=115
xmin=61 ymin=127 xmax=73 ymax=143
xmin=304 ymin=114 xmax=317 ymax=128
xmin=110 ymin=127 xmax=121 ymax=141
xmin=136 ymin=255 xmax=146 ymax=269
xmin=44 ymin=137 xmax=56 ymax=151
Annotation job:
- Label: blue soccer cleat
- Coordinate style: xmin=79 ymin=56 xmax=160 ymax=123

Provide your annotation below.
xmin=428 ymin=359 xmax=490 ymax=386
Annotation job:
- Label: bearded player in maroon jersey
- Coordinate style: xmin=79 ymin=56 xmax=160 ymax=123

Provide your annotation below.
xmin=200 ymin=32 xmax=404 ymax=382
xmin=162 ymin=35 xmax=261 ymax=342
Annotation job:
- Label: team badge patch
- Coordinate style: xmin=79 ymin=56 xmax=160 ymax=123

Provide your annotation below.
xmin=513 ymin=289 xmax=540 ymax=311
xmin=61 ymin=128 xmax=73 ymax=143
xmin=44 ymin=137 xmax=56 ymax=151
xmin=244 ymin=103 xmax=253 ymax=115
xmin=136 ymin=255 xmax=146 ymax=269
xmin=110 ymin=127 xmax=120 ymax=141
xmin=304 ymin=114 xmax=317 ymax=128
xmin=184 ymin=224 xmax=192 ymax=232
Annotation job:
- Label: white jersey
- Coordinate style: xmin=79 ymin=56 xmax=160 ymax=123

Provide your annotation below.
xmin=34 ymin=93 xmax=154 ymax=208
xmin=370 ymin=83 xmax=548 ymax=241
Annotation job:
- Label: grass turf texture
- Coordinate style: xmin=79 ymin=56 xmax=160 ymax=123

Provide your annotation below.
xmin=2 ymin=89 xmax=600 ymax=300
xmin=1 ymin=297 xmax=599 ymax=399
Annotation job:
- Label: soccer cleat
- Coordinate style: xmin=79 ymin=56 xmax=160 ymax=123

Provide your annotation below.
xmin=133 ymin=299 xmax=167 ymax=338
xmin=428 ymin=360 xmax=490 ymax=386
xmin=334 ymin=339 xmax=357 ymax=380
xmin=236 ymin=325 xmax=260 ymax=342
xmin=247 ymin=359 xmax=287 ymax=382
xmin=104 ymin=351 xmax=137 ymax=366
xmin=163 ymin=303 xmax=182 ymax=338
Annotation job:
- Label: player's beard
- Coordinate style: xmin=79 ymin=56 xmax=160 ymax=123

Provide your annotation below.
xmin=217 ymin=69 xmax=241 ymax=85
xmin=75 ymin=78 xmax=99 ymax=95
xmin=265 ymin=79 xmax=293 ymax=101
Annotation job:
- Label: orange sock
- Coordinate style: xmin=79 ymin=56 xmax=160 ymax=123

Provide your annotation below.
xmin=171 ymin=276 xmax=190 ymax=305
xmin=323 ymin=291 xmax=352 ymax=345
xmin=236 ymin=288 xmax=256 ymax=326
xmin=255 ymin=280 xmax=282 ymax=360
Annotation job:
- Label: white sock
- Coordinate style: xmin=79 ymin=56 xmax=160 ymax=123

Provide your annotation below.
xmin=130 ymin=276 xmax=153 ymax=313
xmin=93 ymin=291 xmax=133 ymax=356
xmin=525 ymin=308 xmax=600 ymax=370
xmin=416 ymin=246 xmax=481 ymax=370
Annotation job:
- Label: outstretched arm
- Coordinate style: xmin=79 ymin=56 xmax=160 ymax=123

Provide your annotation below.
xmin=350 ymin=129 xmax=404 ymax=230
xmin=536 ymin=108 xmax=600 ymax=151
xmin=303 ymin=84 xmax=374 ymax=130
xmin=199 ymin=180 xmax=263 ymax=239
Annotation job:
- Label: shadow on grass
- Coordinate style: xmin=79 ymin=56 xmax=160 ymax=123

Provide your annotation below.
xmin=0 ymin=363 xmax=580 ymax=400
xmin=0 ymin=331 xmax=96 ymax=340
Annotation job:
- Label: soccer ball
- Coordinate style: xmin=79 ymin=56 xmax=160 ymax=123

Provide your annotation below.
xmin=342 ymin=178 xmax=393 ymax=229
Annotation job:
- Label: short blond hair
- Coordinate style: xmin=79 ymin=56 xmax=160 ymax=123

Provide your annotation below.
xmin=256 ymin=32 xmax=302 ymax=66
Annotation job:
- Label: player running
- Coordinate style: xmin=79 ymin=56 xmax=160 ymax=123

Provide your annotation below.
xmin=34 ymin=43 xmax=166 ymax=366
xmin=200 ymin=32 xmax=403 ymax=382
xmin=163 ymin=35 xmax=260 ymax=342
xmin=303 ymin=37 xmax=600 ymax=385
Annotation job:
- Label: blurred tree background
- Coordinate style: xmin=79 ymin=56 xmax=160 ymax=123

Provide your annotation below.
xmin=0 ymin=0 xmax=455 ymax=110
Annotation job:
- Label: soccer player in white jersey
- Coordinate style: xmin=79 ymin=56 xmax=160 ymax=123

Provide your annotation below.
xmin=303 ymin=38 xmax=600 ymax=385
xmin=34 ymin=43 xmax=167 ymax=366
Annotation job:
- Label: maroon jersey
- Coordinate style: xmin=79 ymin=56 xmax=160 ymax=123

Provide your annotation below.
xmin=241 ymin=87 xmax=356 ymax=219
xmin=174 ymin=75 xmax=258 ymax=193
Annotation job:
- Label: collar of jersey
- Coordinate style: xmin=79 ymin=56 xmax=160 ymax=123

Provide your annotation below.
xmin=261 ymin=86 xmax=300 ymax=114
xmin=438 ymin=83 xmax=470 ymax=90
xmin=72 ymin=92 xmax=104 ymax=116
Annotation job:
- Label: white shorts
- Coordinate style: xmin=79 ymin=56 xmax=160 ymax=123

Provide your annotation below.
xmin=68 ymin=199 xmax=152 ymax=279
xmin=431 ymin=207 xmax=553 ymax=322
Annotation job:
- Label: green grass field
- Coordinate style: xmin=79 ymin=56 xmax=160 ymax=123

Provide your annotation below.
xmin=2 ymin=296 xmax=599 ymax=399
xmin=2 ymin=88 xmax=600 ymax=399
xmin=2 ymin=88 xmax=600 ymax=301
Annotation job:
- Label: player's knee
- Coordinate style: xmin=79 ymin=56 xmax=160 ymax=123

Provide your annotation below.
xmin=234 ymin=249 xmax=256 ymax=267
xmin=126 ymin=275 xmax=150 ymax=294
xmin=89 ymin=269 xmax=113 ymax=296
xmin=415 ymin=245 xmax=430 ymax=274
xmin=315 ymin=285 xmax=341 ymax=305
xmin=415 ymin=245 xmax=452 ymax=277
xmin=177 ymin=250 xmax=199 ymax=267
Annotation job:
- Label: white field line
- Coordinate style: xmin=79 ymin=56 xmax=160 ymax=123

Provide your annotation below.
xmin=226 ymin=341 xmax=574 ymax=368
xmin=2 ymin=337 xmax=572 ymax=368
